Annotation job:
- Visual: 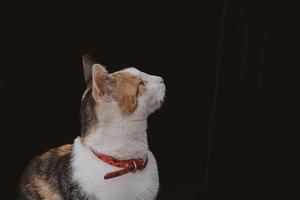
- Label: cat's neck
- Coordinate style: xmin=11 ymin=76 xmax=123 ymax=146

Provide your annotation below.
xmin=81 ymin=117 xmax=149 ymax=160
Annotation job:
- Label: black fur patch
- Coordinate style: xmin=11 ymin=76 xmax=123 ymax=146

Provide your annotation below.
xmin=18 ymin=55 xmax=99 ymax=199
xmin=80 ymin=83 xmax=97 ymax=137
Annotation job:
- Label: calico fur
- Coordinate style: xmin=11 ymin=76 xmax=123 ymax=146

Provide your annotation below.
xmin=19 ymin=54 xmax=165 ymax=200
xmin=19 ymin=145 xmax=89 ymax=200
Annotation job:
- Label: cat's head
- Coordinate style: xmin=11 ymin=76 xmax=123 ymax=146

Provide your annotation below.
xmin=80 ymin=54 xmax=166 ymax=135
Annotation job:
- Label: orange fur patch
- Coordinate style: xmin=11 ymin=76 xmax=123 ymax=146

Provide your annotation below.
xmin=113 ymin=72 xmax=141 ymax=116
xmin=56 ymin=144 xmax=71 ymax=156
xmin=33 ymin=175 xmax=62 ymax=200
xmin=40 ymin=144 xmax=71 ymax=160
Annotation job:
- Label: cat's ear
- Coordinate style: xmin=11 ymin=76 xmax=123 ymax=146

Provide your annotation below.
xmin=82 ymin=54 xmax=96 ymax=83
xmin=92 ymin=64 xmax=112 ymax=101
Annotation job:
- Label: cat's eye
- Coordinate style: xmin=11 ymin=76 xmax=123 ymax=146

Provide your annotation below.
xmin=139 ymin=80 xmax=145 ymax=85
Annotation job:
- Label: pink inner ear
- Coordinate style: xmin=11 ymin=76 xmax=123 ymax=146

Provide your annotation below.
xmin=92 ymin=64 xmax=110 ymax=101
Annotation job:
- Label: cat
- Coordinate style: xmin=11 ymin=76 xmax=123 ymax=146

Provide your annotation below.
xmin=18 ymin=54 xmax=166 ymax=200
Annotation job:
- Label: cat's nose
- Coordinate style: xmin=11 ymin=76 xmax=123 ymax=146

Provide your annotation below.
xmin=150 ymin=75 xmax=164 ymax=84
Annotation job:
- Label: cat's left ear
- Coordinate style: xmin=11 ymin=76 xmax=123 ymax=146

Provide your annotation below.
xmin=82 ymin=54 xmax=95 ymax=84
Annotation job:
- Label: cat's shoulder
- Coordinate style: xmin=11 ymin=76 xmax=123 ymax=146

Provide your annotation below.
xmin=22 ymin=144 xmax=72 ymax=172
xmin=19 ymin=144 xmax=74 ymax=200
xmin=39 ymin=144 xmax=72 ymax=160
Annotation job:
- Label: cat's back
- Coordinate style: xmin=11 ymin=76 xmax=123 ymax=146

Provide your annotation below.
xmin=19 ymin=144 xmax=86 ymax=200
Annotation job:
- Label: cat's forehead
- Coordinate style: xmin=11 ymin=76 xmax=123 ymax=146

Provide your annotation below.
xmin=110 ymin=68 xmax=142 ymax=84
xmin=114 ymin=67 xmax=163 ymax=84
xmin=119 ymin=67 xmax=142 ymax=77
xmin=111 ymin=67 xmax=145 ymax=82
xmin=116 ymin=67 xmax=154 ymax=80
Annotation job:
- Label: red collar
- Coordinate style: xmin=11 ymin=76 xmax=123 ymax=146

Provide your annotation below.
xmin=89 ymin=147 xmax=148 ymax=180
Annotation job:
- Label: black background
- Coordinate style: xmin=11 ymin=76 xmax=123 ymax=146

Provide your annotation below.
xmin=1 ymin=1 xmax=299 ymax=200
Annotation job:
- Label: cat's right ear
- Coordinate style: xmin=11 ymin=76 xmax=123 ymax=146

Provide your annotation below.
xmin=82 ymin=54 xmax=96 ymax=84
xmin=92 ymin=64 xmax=111 ymax=102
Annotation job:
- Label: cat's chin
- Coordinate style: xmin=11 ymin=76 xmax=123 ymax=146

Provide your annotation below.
xmin=147 ymin=101 xmax=163 ymax=115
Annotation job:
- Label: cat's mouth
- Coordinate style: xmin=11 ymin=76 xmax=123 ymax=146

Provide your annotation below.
xmin=150 ymin=85 xmax=166 ymax=109
xmin=150 ymin=100 xmax=163 ymax=108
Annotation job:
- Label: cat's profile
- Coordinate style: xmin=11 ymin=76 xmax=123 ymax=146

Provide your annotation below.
xmin=18 ymin=54 xmax=166 ymax=200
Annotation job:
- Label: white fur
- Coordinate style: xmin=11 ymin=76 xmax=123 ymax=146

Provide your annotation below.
xmin=71 ymin=68 xmax=165 ymax=200
xmin=72 ymin=138 xmax=159 ymax=200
